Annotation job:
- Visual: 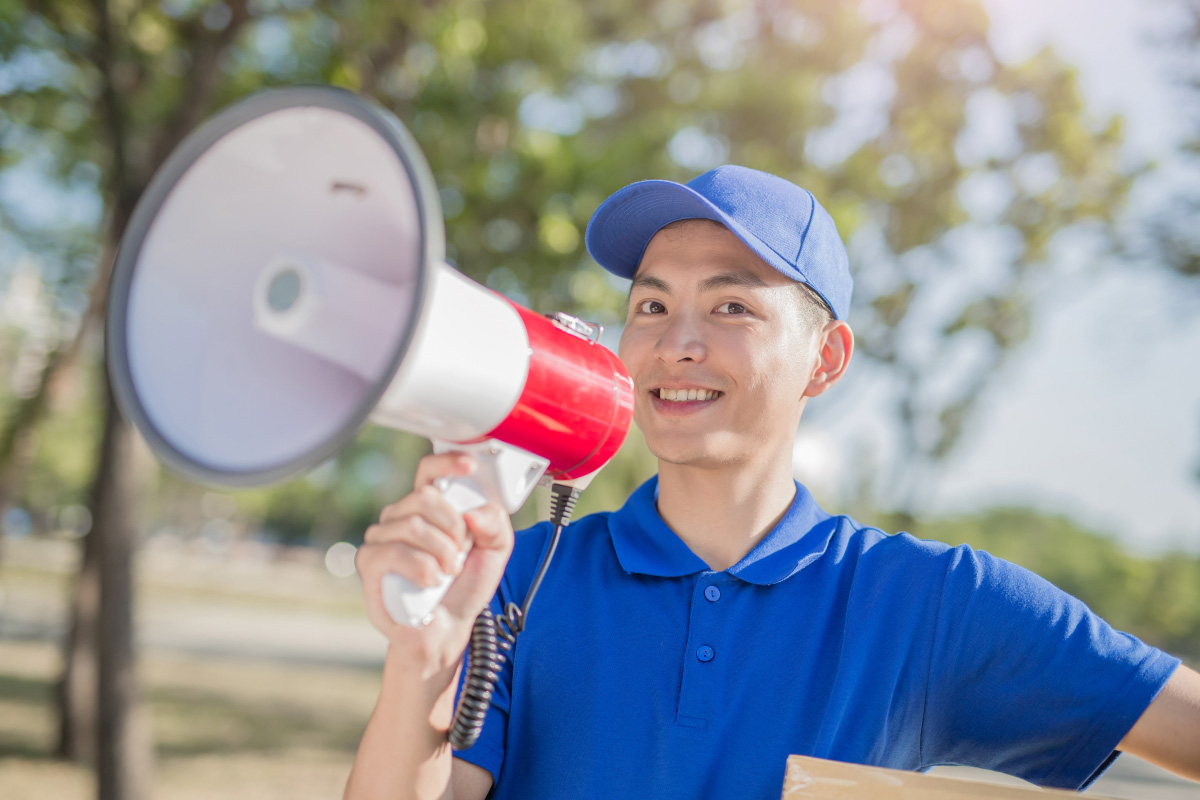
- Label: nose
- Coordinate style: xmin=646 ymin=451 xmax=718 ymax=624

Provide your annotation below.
xmin=654 ymin=310 xmax=706 ymax=363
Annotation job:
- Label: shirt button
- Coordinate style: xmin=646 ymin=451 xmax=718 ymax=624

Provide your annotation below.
xmin=704 ymin=585 xmax=721 ymax=602
xmin=696 ymin=646 xmax=714 ymax=662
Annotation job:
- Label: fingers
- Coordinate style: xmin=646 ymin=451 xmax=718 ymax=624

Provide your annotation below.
xmin=414 ymin=452 xmax=476 ymax=490
xmin=355 ymin=540 xmax=452 ymax=590
xmin=361 ymin=453 xmax=515 ymax=636
xmin=356 ymin=504 xmax=513 ymax=636
xmin=365 ymin=513 xmax=466 ymax=577
xmin=379 ymin=485 xmax=469 ymax=550
xmin=377 ymin=452 xmax=477 ymax=545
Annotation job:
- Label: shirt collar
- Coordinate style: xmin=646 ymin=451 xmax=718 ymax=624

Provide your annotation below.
xmin=607 ymin=476 xmax=838 ymax=585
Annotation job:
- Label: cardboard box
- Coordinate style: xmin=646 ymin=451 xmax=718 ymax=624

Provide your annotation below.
xmin=782 ymin=756 xmax=1118 ymax=799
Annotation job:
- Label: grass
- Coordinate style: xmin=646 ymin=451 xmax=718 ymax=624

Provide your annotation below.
xmin=0 ymin=637 xmax=381 ymax=799
xmin=0 ymin=536 xmax=390 ymax=798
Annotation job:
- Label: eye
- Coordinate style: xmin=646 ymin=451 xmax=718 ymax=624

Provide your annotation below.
xmin=715 ymin=302 xmax=747 ymax=315
xmin=636 ymin=299 xmax=666 ymax=314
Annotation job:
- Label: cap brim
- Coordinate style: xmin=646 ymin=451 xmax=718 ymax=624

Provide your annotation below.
xmin=585 ymin=179 xmax=807 ymax=295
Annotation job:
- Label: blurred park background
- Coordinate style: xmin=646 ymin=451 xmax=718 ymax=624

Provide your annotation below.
xmin=2 ymin=0 xmax=1200 ymax=797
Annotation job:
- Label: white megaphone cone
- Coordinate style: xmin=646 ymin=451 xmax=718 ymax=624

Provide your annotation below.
xmin=106 ymin=87 xmax=633 ymax=627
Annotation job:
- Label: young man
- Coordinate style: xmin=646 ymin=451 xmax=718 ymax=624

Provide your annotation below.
xmin=346 ymin=166 xmax=1200 ymax=800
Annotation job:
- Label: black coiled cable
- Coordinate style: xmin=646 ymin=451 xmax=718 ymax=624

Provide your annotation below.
xmin=449 ymin=483 xmax=581 ymax=751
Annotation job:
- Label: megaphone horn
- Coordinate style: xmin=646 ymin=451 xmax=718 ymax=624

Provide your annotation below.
xmin=106 ymin=86 xmax=634 ymax=628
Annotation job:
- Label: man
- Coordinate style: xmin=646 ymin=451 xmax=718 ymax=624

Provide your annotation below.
xmin=346 ymin=166 xmax=1200 ymax=800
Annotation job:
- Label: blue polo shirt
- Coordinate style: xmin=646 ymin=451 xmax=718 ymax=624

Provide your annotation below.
xmin=453 ymin=477 xmax=1179 ymax=798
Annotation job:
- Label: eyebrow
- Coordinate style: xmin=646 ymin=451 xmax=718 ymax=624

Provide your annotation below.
xmin=699 ymin=271 xmax=769 ymax=292
xmin=629 ymin=271 xmax=769 ymax=295
xmin=630 ymin=274 xmax=671 ymax=293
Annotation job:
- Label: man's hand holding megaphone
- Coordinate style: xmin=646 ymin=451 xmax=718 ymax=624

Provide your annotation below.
xmin=357 ymin=452 xmax=513 ymax=663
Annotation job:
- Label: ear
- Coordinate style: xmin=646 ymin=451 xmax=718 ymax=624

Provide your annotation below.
xmin=803 ymin=320 xmax=853 ymax=398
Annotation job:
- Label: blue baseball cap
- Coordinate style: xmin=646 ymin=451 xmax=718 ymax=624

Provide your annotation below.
xmin=584 ymin=165 xmax=853 ymax=320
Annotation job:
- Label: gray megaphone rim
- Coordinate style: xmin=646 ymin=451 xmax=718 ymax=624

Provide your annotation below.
xmin=106 ymin=85 xmax=444 ymax=487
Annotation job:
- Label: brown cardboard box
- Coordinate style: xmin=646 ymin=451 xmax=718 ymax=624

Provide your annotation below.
xmin=782 ymin=756 xmax=1119 ymax=799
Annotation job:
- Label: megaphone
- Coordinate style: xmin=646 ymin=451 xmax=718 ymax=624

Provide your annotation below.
xmin=105 ymin=87 xmax=635 ymax=630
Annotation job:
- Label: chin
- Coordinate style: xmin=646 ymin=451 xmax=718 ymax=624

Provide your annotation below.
xmin=645 ymin=433 xmax=739 ymax=469
xmin=645 ymin=435 xmax=703 ymax=466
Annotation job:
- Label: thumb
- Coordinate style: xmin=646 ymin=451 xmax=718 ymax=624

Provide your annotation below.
xmin=439 ymin=504 xmax=513 ymax=623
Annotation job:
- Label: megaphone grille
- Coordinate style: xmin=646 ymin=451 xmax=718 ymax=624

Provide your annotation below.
xmin=108 ymin=89 xmax=439 ymax=485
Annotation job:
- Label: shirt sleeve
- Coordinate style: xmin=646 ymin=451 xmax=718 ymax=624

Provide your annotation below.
xmin=920 ymin=544 xmax=1180 ymax=789
xmin=451 ymin=589 xmax=514 ymax=783
xmin=451 ymin=522 xmax=554 ymax=785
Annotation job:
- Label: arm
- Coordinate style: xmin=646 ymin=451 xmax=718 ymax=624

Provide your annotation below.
xmin=920 ymin=547 xmax=1186 ymax=787
xmin=343 ymin=453 xmax=510 ymax=800
xmin=344 ymin=654 xmax=493 ymax=800
xmin=1118 ymin=664 xmax=1200 ymax=783
xmin=452 ymin=760 xmax=496 ymax=798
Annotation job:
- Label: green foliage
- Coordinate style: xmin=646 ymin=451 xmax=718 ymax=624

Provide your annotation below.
xmin=1151 ymin=0 xmax=1200 ymax=489
xmin=899 ymin=507 xmax=1200 ymax=661
xmin=1147 ymin=0 xmax=1200 ymax=280
xmin=0 ymin=325 xmax=102 ymax=528
xmin=1 ymin=0 xmax=1137 ymax=540
xmin=21 ymin=359 xmax=103 ymax=514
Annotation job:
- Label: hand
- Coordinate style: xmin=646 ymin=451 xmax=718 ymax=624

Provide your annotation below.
xmin=355 ymin=452 xmax=515 ymax=678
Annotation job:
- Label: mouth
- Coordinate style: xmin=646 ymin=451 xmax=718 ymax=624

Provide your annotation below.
xmin=648 ymin=386 xmax=725 ymax=416
xmin=654 ymin=387 xmax=724 ymax=402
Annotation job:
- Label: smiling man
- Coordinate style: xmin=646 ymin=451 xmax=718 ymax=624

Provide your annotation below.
xmin=345 ymin=166 xmax=1200 ymax=800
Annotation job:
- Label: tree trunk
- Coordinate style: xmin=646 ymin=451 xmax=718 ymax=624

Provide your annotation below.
xmin=50 ymin=199 xmax=131 ymax=775
xmin=46 ymin=0 xmax=252 ymax=788
xmin=92 ymin=377 xmax=152 ymax=800
xmin=55 ymin=514 xmax=101 ymax=763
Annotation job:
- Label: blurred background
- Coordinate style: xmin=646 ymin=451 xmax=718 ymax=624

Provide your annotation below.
xmin=1 ymin=0 xmax=1199 ymax=797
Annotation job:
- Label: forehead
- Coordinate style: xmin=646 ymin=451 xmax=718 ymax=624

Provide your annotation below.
xmin=632 ymin=219 xmax=794 ymax=291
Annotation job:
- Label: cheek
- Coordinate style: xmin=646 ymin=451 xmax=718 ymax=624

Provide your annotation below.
xmin=739 ymin=338 xmax=811 ymax=398
xmin=617 ymin=330 xmax=637 ymax=370
xmin=617 ymin=328 xmax=653 ymax=386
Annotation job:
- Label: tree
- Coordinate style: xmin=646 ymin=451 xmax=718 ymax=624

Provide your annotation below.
xmin=316 ymin=0 xmax=1131 ymax=514
xmin=1 ymin=0 xmax=1134 ymax=792
xmin=1144 ymin=0 xmax=1200 ymax=488
xmin=1148 ymin=0 xmax=1200 ymax=278
xmin=5 ymin=0 xmax=266 ymax=795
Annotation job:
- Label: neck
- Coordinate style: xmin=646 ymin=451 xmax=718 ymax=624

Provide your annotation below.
xmin=655 ymin=449 xmax=797 ymax=571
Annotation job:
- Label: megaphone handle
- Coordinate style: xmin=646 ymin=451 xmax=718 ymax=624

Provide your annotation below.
xmin=379 ymin=480 xmax=485 ymax=628
xmin=380 ymin=440 xmax=549 ymax=628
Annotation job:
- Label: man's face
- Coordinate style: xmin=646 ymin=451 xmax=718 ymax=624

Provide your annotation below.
xmin=618 ymin=221 xmax=824 ymax=469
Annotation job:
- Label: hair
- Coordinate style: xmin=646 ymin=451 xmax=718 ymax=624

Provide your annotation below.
xmin=795 ymin=281 xmax=834 ymax=331
xmin=655 ymin=218 xmax=834 ymax=332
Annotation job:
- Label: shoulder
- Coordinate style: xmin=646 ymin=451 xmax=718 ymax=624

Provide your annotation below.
xmin=825 ymin=514 xmax=958 ymax=569
xmin=864 ymin=529 xmax=1095 ymax=627
xmin=833 ymin=516 xmax=1023 ymax=570
xmin=824 ymin=517 xmax=1046 ymax=601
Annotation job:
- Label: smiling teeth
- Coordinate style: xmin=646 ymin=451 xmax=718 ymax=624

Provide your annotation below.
xmin=658 ymin=388 xmax=721 ymax=401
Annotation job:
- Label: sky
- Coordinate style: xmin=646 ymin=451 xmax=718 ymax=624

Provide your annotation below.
xmin=817 ymin=0 xmax=1200 ymax=553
